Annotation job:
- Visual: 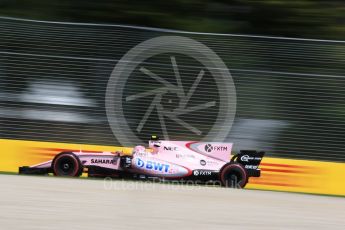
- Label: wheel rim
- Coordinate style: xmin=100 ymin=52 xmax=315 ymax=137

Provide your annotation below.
xmin=56 ymin=157 xmax=76 ymax=175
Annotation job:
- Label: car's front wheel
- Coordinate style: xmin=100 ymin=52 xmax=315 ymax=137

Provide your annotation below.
xmin=52 ymin=152 xmax=83 ymax=177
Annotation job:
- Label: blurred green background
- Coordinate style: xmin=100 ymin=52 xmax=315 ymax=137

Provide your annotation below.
xmin=0 ymin=0 xmax=344 ymax=39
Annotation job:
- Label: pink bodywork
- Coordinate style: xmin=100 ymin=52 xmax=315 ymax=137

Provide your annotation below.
xmin=31 ymin=141 xmax=233 ymax=178
xmin=130 ymin=141 xmax=232 ymax=178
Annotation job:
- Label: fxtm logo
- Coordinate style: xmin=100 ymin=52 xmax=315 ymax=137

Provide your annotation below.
xmin=136 ymin=158 xmax=170 ymax=173
xmin=193 ymin=170 xmax=212 ymax=176
xmin=204 ymin=144 xmax=228 ymax=153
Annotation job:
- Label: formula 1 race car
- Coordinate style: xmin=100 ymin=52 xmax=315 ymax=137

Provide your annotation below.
xmin=19 ymin=137 xmax=265 ymax=188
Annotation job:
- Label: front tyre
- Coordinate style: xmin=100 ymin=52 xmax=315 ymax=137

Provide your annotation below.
xmin=220 ymin=163 xmax=248 ymax=188
xmin=52 ymin=152 xmax=83 ymax=177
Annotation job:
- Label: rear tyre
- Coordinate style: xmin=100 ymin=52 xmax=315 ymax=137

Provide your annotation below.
xmin=52 ymin=152 xmax=83 ymax=177
xmin=220 ymin=163 xmax=248 ymax=188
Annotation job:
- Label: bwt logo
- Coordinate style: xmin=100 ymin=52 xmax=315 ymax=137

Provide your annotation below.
xmin=204 ymin=144 xmax=228 ymax=152
xmin=136 ymin=158 xmax=170 ymax=173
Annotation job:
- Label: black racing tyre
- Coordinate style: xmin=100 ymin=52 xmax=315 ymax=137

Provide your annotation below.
xmin=219 ymin=163 xmax=248 ymax=188
xmin=52 ymin=152 xmax=83 ymax=177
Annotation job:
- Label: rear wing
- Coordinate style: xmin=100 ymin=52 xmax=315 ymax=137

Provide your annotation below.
xmin=231 ymin=150 xmax=265 ymax=177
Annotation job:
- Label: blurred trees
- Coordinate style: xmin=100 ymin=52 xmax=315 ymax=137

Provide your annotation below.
xmin=0 ymin=0 xmax=344 ymax=39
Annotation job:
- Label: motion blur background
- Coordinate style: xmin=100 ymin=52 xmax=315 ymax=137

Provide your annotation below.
xmin=0 ymin=0 xmax=344 ymax=39
xmin=0 ymin=0 xmax=344 ymax=162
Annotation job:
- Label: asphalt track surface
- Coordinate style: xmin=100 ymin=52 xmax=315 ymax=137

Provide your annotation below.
xmin=0 ymin=174 xmax=344 ymax=230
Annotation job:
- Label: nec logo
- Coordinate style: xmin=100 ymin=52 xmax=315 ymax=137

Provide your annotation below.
xmin=164 ymin=146 xmax=178 ymax=151
xmin=204 ymin=144 xmax=228 ymax=152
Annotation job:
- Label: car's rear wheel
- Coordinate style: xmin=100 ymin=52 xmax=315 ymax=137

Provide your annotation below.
xmin=219 ymin=163 xmax=248 ymax=188
xmin=52 ymin=152 xmax=83 ymax=177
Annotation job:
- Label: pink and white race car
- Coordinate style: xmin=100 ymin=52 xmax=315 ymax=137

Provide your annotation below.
xmin=19 ymin=137 xmax=265 ymax=188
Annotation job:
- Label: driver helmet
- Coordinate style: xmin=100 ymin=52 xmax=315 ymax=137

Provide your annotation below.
xmin=149 ymin=135 xmax=161 ymax=154
xmin=149 ymin=135 xmax=161 ymax=148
